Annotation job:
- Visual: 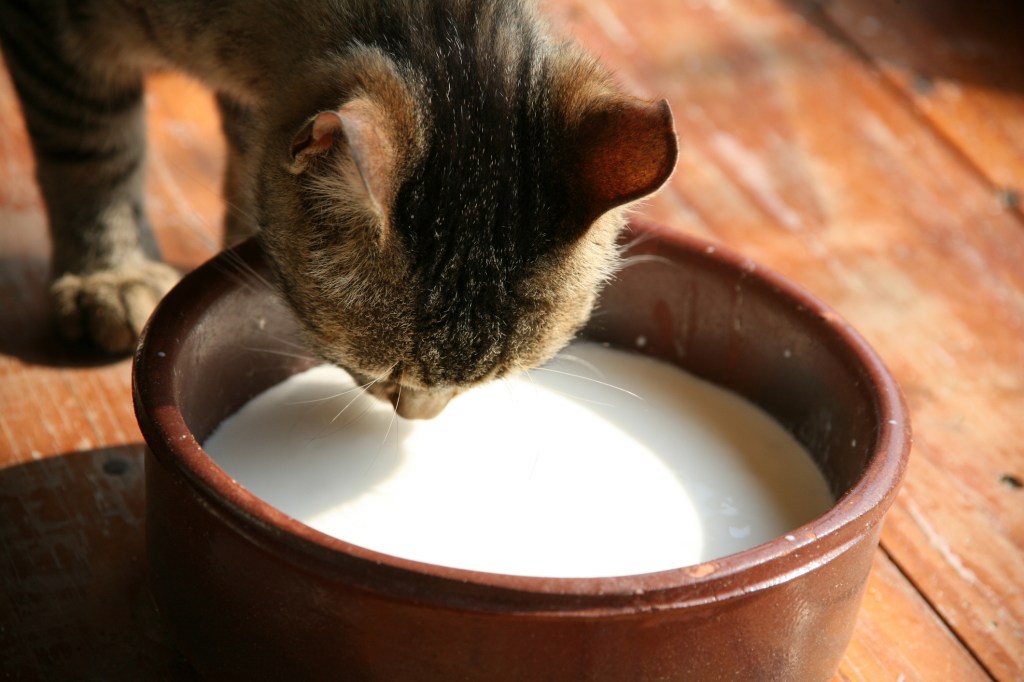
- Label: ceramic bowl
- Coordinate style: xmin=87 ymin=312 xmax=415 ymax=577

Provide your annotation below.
xmin=133 ymin=219 xmax=910 ymax=681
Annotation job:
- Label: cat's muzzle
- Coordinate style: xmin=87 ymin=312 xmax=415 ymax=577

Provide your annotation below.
xmin=372 ymin=381 xmax=459 ymax=420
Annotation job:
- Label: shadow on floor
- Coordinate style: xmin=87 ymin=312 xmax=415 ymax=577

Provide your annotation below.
xmin=0 ymin=444 xmax=200 ymax=682
xmin=781 ymin=0 xmax=1024 ymax=93
xmin=0 ymin=256 xmax=201 ymax=369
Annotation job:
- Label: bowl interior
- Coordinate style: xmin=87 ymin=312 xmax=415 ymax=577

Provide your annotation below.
xmin=135 ymin=220 xmax=907 ymax=586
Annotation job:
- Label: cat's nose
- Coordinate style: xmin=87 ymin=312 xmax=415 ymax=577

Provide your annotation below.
xmin=390 ymin=386 xmax=457 ymax=420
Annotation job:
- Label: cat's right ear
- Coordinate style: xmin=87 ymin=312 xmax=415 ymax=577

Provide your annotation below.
xmin=289 ymin=102 xmax=394 ymax=219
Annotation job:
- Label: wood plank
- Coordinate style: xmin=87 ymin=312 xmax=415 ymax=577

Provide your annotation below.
xmin=547 ymin=0 xmax=1024 ymax=678
xmin=0 ymin=444 xmax=197 ymax=681
xmin=833 ymin=551 xmax=990 ymax=682
xmin=819 ymin=0 xmax=1024 ymax=217
xmin=883 ymin=450 xmax=1024 ymax=680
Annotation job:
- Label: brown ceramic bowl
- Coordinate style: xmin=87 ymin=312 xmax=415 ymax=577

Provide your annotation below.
xmin=133 ymin=220 xmax=910 ymax=682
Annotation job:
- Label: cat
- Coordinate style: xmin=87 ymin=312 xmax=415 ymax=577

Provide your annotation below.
xmin=0 ymin=0 xmax=677 ymax=419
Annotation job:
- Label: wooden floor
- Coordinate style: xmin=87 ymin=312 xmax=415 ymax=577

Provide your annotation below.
xmin=1 ymin=0 xmax=1022 ymax=679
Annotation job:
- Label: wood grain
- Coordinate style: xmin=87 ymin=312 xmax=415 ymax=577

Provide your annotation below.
xmin=835 ymin=551 xmax=991 ymax=682
xmin=821 ymin=0 xmax=1024 ymax=217
xmin=550 ymin=0 xmax=1022 ymax=678
xmin=3 ymin=0 xmax=1023 ymax=678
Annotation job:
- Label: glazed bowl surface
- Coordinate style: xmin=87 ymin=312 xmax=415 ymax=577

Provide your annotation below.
xmin=133 ymin=219 xmax=910 ymax=682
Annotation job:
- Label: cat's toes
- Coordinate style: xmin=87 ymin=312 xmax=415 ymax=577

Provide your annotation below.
xmin=50 ymin=261 xmax=181 ymax=354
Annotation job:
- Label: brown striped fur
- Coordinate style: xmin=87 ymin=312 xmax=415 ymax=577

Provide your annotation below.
xmin=0 ymin=0 xmax=677 ymax=418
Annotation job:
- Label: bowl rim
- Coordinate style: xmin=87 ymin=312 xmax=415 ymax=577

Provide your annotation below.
xmin=133 ymin=219 xmax=911 ymax=615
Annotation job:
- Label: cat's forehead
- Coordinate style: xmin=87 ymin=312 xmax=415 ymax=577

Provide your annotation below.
xmin=340 ymin=2 xmax=606 ymax=260
xmin=392 ymin=98 xmax=568 ymax=271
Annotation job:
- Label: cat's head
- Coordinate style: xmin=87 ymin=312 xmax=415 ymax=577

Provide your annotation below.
xmin=259 ymin=37 xmax=676 ymax=419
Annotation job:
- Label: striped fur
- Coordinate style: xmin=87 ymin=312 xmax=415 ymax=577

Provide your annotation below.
xmin=0 ymin=0 xmax=677 ymax=416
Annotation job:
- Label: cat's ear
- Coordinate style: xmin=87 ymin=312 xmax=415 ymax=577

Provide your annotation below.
xmin=568 ymin=98 xmax=677 ymax=222
xmin=289 ymin=101 xmax=394 ymax=218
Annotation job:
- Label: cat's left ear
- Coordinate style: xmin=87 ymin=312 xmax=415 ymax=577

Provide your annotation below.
xmin=289 ymin=101 xmax=394 ymax=218
xmin=568 ymin=97 xmax=678 ymax=223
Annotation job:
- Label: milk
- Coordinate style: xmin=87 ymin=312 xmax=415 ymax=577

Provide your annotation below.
xmin=204 ymin=342 xmax=833 ymax=578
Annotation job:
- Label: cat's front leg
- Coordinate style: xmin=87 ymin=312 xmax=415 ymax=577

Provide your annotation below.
xmin=31 ymin=85 xmax=178 ymax=354
xmin=1 ymin=13 xmax=179 ymax=354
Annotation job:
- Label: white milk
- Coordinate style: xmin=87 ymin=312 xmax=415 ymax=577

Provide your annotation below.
xmin=205 ymin=342 xmax=833 ymax=578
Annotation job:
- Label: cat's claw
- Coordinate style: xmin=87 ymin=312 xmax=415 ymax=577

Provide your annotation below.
xmin=49 ymin=260 xmax=181 ymax=354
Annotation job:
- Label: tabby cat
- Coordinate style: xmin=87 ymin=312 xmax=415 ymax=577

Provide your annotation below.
xmin=0 ymin=0 xmax=677 ymax=418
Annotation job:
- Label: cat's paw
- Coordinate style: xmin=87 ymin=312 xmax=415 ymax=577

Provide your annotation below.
xmin=50 ymin=261 xmax=181 ymax=354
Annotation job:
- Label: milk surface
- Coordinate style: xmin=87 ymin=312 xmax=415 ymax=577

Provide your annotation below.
xmin=205 ymin=342 xmax=833 ymax=577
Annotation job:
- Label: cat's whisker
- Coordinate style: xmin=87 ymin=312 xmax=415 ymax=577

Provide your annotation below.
xmin=164 ymin=155 xmax=263 ymax=229
xmin=216 ymin=247 xmax=278 ymax=294
xmin=382 ymin=382 xmax=401 ymax=444
xmin=517 ymin=362 xmax=539 ymax=395
xmin=286 ymin=379 xmax=372 ymax=442
xmin=329 ymin=374 xmax=384 ymax=425
xmin=243 ymin=346 xmax=318 ymax=362
xmin=300 ymin=370 xmax=390 ymax=443
xmin=552 ymin=352 xmax=607 ymax=379
xmin=618 ymin=228 xmax=659 ymax=254
xmin=212 ymin=258 xmax=271 ymax=297
xmin=613 ymin=253 xmax=676 ymax=273
xmin=499 ymin=375 xmax=517 ymax=402
xmin=528 ymin=366 xmax=644 ymax=401
xmin=254 ymin=328 xmax=315 ymax=354
xmin=285 ymin=383 xmax=368 ymax=405
xmin=230 ymin=257 xmax=276 ymax=293
xmin=522 ymin=373 xmax=618 ymax=408
xmin=265 ymin=336 xmax=314 ymax=354
xmin=364 ymin=377 xmax=401 ymax=476
xmin=303 ymin=399 xmax=377 ymax=447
